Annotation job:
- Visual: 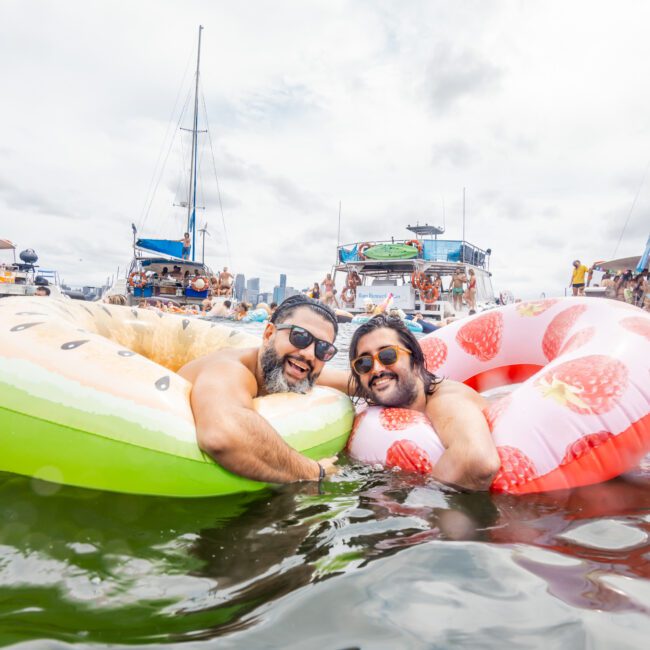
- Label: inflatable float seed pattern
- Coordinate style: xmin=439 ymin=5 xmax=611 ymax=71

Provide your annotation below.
xmin=348 ymin=297 xmax=650 ymax=494
xmin=0 ymin=298 xmax=353 ymax=497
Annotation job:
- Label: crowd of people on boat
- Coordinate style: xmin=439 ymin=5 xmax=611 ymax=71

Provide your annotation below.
xmin=128 ymin=265 xmax=235 ymax=298
xmin=572 ymin=259 xmax=650 ymax=310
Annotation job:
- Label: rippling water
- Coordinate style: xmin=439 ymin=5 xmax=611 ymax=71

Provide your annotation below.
xmin=1 ymin=322 xmax=649 ymax=648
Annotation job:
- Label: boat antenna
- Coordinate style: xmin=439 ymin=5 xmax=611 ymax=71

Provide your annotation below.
xmin=199 ymin=222 xmax=210 ymax=264
xmin=462 ymin=187 xmax=466 ymax=241
xmin=612 ymin=159 xmax=650 ymax=259
xmin=187 ymin=25 xmax=204 ymax=262
xmin=336 ymin=200 xmax=342 ymax=264
xmin=202 ymin=92 xmax=233 ymax=268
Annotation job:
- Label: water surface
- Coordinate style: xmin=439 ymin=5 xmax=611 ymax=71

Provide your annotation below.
xmin=1 ymin=322 xmax=648 ymax=648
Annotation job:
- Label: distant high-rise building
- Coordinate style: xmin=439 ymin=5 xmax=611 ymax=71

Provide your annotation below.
xmin=284 ymin=286 xmax=299 ymax=299
xmin=272 ymin=285 xmax=284 ymax=304
xmin=279 ymin=274 xmax=287 ymax=288
xmin=234 ymin=274 xmax=245 ymax=301
xmin=246 ymin=277 xmax=260 ymax=305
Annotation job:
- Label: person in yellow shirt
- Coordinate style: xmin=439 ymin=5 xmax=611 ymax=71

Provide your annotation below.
xmin=569 ymin=259 xmax=589 ymax=296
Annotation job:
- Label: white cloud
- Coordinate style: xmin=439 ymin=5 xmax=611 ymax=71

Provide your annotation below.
xmin=0 ymin=0 xmax=649 ymax=298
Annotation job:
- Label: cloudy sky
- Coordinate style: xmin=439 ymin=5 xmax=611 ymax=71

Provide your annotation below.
xmin=1 ymin=0 xmax=649 ymax=298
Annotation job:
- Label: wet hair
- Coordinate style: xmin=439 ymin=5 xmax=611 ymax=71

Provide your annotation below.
xmin=270 ymin=294 xmax=338 ymax=337
xmin=36 ymin=286 xmax=51 ymax=296
xmin=348 ymin=314 xmax=441 ymax=404
xmin=107 ymin=294 xmax=127 ymax=305
xmin=224 ymin=300 xmax=232 ymax=308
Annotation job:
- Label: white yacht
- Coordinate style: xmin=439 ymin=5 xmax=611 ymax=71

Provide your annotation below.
xmin=333 ymin=224 xmax=496 ymax=321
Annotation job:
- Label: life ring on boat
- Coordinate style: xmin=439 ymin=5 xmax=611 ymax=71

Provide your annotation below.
xmin=128 ymin=271 xmax=148 ymax=289
xmin=358 ymin=243 xmax=372 ymax=260
xmin=411 ymin=271 xmax=432 ymax=292
xmin=421 ymin=286 xmax=440 ymax=304
xmin=0 ymin=297 xmax=353 ymax=497
xmin=341 ymin=286 xmax=356 ymax=305
xmin=405 ymin=240 xmax=423 ymax=256
xmin=347 ymin=297 xmax=650 ymax=494
xmin=190 ymin=276 xmax=209 ymax=292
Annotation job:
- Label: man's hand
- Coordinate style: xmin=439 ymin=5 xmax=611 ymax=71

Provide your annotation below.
xmin=317 ymin=455 xmax=339 ymax=477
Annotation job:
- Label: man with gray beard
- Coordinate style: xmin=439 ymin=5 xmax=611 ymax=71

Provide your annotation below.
xmin=179 ymin=295 xmax=346 ymax=483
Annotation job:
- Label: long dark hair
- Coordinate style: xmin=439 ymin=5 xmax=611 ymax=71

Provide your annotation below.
xmin=348 ymin=314 xmax=442 ymax=404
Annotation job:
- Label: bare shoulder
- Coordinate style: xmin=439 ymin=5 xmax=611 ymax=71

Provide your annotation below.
xmin=427 ymin=379 xmax=487 ymax=409
xmin=178 ymin=347 xmax=259 ymax=398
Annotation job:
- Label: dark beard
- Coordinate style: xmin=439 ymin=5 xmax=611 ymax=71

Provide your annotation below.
xmin=260 ymin=345 xmax=315 ymax=395
xmin=364 ymin=371 xmax=418 ymax=408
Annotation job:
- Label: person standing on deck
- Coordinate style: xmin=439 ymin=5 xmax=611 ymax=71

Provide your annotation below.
xmin=180 ymin=233 xmax=191 ymax=260
xmin=466 ymin=269 xmax=477 ymax=311
xmin=569 ymin=260 xmax=589 ymax=296
xmin=450 ymin=269 xmax=467 ymax=312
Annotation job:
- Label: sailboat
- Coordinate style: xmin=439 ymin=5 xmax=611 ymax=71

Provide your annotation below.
xmin=121 ymin=26 xmax=221 ymax=307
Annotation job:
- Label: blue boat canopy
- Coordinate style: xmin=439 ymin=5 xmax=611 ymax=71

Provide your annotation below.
xmin=636 ymin=234 xmax=650 ymax=273
xmin=136 ymin=238 xmax=184 ymax=258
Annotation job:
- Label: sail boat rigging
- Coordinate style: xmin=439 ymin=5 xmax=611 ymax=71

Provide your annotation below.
xmin=121 ymin=25 xmax=227 ymax=307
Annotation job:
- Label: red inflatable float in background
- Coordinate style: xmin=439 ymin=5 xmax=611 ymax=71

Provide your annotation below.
xmin=347 ymin=297 xmax=650 ymax=494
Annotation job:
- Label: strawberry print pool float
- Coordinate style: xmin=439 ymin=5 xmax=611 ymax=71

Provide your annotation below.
xmin=347 ymin=297 xmax=650 ymax=494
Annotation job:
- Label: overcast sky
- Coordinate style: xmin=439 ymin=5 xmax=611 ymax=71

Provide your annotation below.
xmin=1 ymin=0 xmax=649 ymax=297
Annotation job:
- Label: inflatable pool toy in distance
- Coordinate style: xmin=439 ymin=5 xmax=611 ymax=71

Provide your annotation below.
xmin=348 ymin=298 xmax=650 ymax=494
xmin=0 ymin=298 xmax=353 ymax=497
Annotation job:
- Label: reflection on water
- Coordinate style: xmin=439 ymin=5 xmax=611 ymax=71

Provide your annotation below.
xmin=0 ymin=321 xmax=648 ymax=647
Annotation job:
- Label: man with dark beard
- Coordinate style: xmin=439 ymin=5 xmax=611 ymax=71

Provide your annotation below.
xmin=179 ymin=295 xmax=344 ymax=483
xmin=348 ymin=315 xmax=500 ymax=491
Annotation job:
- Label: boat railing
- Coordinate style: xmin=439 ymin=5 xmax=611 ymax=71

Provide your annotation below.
xmin=337 ymin=239 xmax=489 ymax=269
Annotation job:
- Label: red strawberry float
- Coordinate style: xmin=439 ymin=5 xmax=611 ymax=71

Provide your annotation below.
xmin=420 ymin=337 xmax=448 ymax=372
xmin=385 ymin=440 xmax=433 ymax=474
xmin=561 ymin=431 xmax=614 ymax=465
xmin=456 ymin=312 xmax=503 ymax=361
xmin=558 ymin=327 xmax=596 ymax=355
xmin=537 ymin=354 xmax=628 ymax=415
xmin=516 ymin=299 xmax=559 ymax=317
xmin=379 ymin=408 xmax=428 ymax=431
xmin=491 ymin=446 xmax=538 ymax=492
xmin=621 ymin=316 xmax=650 ymax=342
xmin=348 ymin=298 xmax=650 ymax=494
xmin=542 ymin=305 xmax=588 ymax=361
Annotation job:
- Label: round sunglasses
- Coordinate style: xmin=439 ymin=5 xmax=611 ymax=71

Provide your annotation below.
xmin=352 ymin=345 xmax=412 ymax=375
xmin=274 ymin=323 xmax=338 ymax=361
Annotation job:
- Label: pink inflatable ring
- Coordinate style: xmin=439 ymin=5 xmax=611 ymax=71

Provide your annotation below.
xmin=347 ymin=297 xmax=650 ymax=494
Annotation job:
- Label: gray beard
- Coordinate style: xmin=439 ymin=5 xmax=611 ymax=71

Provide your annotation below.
xmin=365 ymin=371 xmax=418 ymax=408
xmin=260 ymin=345 xmax=315 ymax=395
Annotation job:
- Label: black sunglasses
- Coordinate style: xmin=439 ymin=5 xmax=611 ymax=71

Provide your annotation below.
xmin=275 ymin=324 xmax=338 ymax=361
xmin=351 ymin=345 xmax=412 ymax=375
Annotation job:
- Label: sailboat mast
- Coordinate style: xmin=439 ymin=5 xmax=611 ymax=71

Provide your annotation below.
xmin=187 ymin=25 xmax=203 ymax=262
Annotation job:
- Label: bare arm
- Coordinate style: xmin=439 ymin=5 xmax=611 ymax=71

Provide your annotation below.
xmin=316 ymin=366 xmax=350 ymax=394
xmin=184 ymin=360 xmax=333 ymax=483
xmin=425 ymin=380 xmax=500 ymax=491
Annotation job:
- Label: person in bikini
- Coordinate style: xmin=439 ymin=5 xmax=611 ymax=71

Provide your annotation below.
xmin=466 ymin=269 xmax=477 ymax=311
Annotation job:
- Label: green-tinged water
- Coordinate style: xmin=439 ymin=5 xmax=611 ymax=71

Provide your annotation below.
xmin=0 ymin=322 xmax=649 ymax=648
